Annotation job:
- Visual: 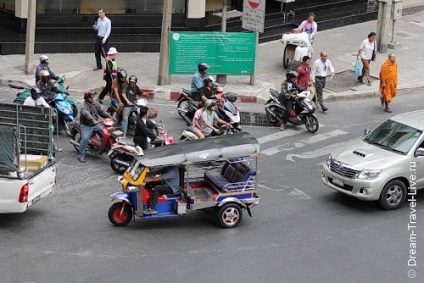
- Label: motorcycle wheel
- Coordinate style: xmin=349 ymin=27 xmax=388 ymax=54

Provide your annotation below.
xmin=177 ymin=100 xmax=193 ymax=126
xmin=64 ymin=121 xmax=73 ymax=137
xmin=305 ymin=115 xmax=319 ymax=133
xmin=265 ymin=105 xmax=279 ymax=124
xmin=110 ymin=153 xmax=133 ymax=174
xmin=72 ymin=132 xmax=81 ymax=152
xmin=108 ymin=202 xmax=132 ymax=227
xmin=71 ymin=104 xmax=78 ymax=118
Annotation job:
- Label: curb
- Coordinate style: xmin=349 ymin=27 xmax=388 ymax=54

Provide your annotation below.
xmin=326 ymin=85 xmax=424 ymax=101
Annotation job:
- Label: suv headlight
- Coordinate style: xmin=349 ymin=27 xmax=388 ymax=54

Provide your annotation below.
xmin=357 ymin=169 xmax=382 ymax=180
xmin=325 ymin=155 xmax=332 ymax=168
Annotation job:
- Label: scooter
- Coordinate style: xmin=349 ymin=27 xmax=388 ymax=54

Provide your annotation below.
xmin=8 ymin=76 xmax=78 ymax=118
xmin=264 ymin=88 xmax=319 ymax=133
xmin=52 ymin=92 xmax=75 ymax=137
xmin=70 ymin=118 xmax=123 ymax=156
xmin=176 ymin=88 xmax=199 ymax=126
xmin=215 ymin=92 xmax=241 ymax=133
xmin=179 ymin=124 xmax=234 ymax=141
xmin=108 ymin=120 xmax=174 ymax=174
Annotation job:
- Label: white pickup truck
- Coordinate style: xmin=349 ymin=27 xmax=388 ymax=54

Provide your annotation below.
xmin=0 ymin=103 xmax=57 ymax=213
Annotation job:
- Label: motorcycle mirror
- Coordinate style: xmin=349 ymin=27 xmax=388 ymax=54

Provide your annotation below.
xmin=66 ymin=86 xmax=70 ymax=90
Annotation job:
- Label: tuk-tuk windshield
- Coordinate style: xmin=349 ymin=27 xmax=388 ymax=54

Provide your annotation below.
xmin=127 ymin=159 xmax=145 ymax=182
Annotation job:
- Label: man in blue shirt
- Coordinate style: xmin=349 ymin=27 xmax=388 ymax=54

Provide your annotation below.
xmin=35 ymin=55 xmax=59 ymax=84
xmin=92 ymin=8 xmax=112 ymax=71
xmin=191 ymin=63 xmax=210 ymax=99
xmin=143 ymin=166 xmax=181 ymax=215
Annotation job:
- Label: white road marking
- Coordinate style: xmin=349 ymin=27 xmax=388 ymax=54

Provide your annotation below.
xmin=285 ymin=138 xmax=360 ymax=162
xmin=287 ymin=188 xmax=312 ymax=200
xmin=261 ymin=129 xmax=347 ymax=156
xmin=258 ymin=183 xmax=290 ymax=192
xmin=257 ymin=124 xmax=325 ymax=144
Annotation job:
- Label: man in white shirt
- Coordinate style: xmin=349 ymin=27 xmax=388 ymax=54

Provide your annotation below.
xmin=93 ymin=8 xmax=112 ymax=71
xmin=311 ymin=51 xmax=335 ymax=112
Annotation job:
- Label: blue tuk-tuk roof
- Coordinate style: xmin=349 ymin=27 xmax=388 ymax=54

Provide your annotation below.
xmin=134 ymin=132 xmax=260 ymax=167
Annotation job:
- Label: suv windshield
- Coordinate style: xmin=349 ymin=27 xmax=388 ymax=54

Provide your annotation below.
xmin=365 ymin=119 xmax=422 ymax=154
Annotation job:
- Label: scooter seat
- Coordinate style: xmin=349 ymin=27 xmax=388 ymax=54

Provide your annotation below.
xmin=118 ymin=137 xmax=135 ymax=146
xmin=8 ymin=80 xmax=32 ymax=90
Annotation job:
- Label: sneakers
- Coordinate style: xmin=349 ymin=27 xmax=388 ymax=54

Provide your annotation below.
xmin=78 ymin=157 xmax=86 ymax=163
xmin=143 ymin=208 xmax=157 ymax=215
xmin=279 ymin=123 xmax=285 ymax=131
xmin=321 ymin=106 xmax=328 ymax=112
xmin=54 ymin=145 xmax=62 ymax=152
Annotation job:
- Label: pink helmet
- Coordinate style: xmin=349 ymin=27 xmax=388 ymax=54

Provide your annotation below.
xmin=165 ymin=136 xmax=174 ymax=145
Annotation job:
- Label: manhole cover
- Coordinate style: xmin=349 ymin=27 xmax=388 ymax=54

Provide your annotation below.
xmin=326 ymin=70 xmax=379 ymax=92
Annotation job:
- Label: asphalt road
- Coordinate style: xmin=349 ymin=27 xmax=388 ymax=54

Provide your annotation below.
xmin=0 ymin=88 xmax=423 ymax=283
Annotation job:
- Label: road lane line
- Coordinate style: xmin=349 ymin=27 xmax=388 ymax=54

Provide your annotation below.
xmin=287 ymin=188 xmax=312 ymax=200
xmin=261 ymin=129 xmax=347 ymax=156
xmin=257 ymin=124 xmax=325 ymax=144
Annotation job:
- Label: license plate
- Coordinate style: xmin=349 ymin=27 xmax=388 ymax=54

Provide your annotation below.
xmin=332 ymin=177 xmax=344 ymax=187
xmin=32 ymin=195 xmax=41 ymax=205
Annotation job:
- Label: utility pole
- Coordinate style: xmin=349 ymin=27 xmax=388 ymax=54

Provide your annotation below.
xmin=158 ymin=0 xmax=173 ymax=85
xmin=24 ymin=0 xmax=36 ymax=75
xmin=216 ymin=0 xmax=227 ymax=84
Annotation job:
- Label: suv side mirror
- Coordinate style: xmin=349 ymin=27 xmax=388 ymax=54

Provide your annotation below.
xmin=415 ymin=147 xmax=424 ymax=157
xmin=364 ymin=129 xmax=371 ymax=137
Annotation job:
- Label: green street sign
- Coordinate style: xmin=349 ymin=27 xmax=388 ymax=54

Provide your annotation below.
xmin=169 ymin=32 xmax=256 ymax=75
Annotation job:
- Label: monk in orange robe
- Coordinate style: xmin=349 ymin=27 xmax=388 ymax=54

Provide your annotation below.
xmin=379 ymin=53 xmax=398 ymax=113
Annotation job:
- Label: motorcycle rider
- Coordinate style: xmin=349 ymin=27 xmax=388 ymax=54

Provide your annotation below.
xmin=199 ymin=77 xmax=218 ymax=103
xmin=111 ymin=68 xmax=127 ymax=120
xmin=120 ymin=75 xmax=140 ymax=137
xmin=192 ymin=102 xmax=207 ymax=139
xmin=36 ymin=70 xmax=67 ymax=103
xmin=97 ymin=47 xmax=118 ymax=104
xmin=133 ymin=106 xmax=163 ymax=150
xmin=24 ymin=87 xmax=62 ymax=152
xmin=191 ymin=63 xmax=210 ymax=99
xmin=202 ymin=100 xmax=230 ymax=137
xmin=78 ymin=91 xmax=113 ymax=163
xmin=35 ymin=54 xmax=59 ymax=84
xmin=279 ymin=71 xmax=304 ymax=131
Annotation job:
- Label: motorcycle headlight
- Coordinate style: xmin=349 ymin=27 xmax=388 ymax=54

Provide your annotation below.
xmin=325 ymin=155 xmax=332 ymax=168
xmin=64 ymin=109 xmax=70 ymax=115
xmin=357 ymin=170 xmax=382 ymax=180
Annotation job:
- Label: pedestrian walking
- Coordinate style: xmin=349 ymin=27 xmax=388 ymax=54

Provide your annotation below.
xmin=97 ymin=47 xmax=118 ymax=104
xmin=296 ymin=56 xmax=312 ymax=89
xmin=311 ymin=51 xmax=334 ymax=112
xmin=357 ymin=32 xmax=377 ymax=85
xmin=92 ymin=8 xmax=111 ymax=71
xmin=298 ymin=12 xmax=317 ymax=45
xmin=379 ymin=53 xmax=398 ymax=113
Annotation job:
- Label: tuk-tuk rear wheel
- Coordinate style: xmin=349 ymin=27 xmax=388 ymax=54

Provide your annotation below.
xmin=217 ymin=203 xmax=243 ymax=228
xmin=108 ymin=202 xmax=132 ymax=226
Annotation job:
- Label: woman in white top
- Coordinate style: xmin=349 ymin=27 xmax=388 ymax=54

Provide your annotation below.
xmin=357 ymin=32 xmax=377 ymax=85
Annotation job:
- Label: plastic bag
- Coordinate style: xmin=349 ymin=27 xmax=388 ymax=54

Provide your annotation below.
xmin=355 ymin=60 xmax=363 ymax=77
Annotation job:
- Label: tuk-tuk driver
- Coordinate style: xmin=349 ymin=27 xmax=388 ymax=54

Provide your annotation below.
xmin=142 ymin=166 xmax=180 ymax=215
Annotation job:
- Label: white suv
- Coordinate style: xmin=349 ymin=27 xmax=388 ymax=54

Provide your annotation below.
xmin=322 ymin=110 xmax=424 ymax=210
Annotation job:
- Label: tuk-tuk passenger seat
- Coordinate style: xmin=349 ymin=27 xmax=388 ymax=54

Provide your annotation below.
xmin=204 ymin=160 xmax=256 ymax=192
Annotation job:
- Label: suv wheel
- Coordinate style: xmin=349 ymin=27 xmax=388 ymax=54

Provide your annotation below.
xmin=379 ymin=180 xmax=407 ymax=210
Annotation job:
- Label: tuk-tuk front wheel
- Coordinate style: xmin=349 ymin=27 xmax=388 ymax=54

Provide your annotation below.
xmin=108 ymin=202 xmax=132 ymax=226
xmin=217 ymin=203 xmax=243 ymax=228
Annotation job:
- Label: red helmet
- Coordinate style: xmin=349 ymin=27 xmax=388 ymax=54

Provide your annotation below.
xmin=216 ymin=86 xmax=224 ymax=93
xmin=83 ymin=90 xmax=96 ymax=99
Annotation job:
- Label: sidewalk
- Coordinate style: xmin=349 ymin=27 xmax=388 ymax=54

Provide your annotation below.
xmin=1 ymin=7 xmax=423 ymax=108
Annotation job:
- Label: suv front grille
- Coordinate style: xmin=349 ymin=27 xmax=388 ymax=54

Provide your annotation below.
xmin=330 ymin=159 xmax=359 ymax=179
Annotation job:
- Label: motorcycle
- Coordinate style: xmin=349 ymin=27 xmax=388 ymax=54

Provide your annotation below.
xmin=176 ymin=88 xmax=199 ymax=126
xmin=8 ymin=76 xmax=78 ymax=118
xmin=52 ymin=92 xmax=76 ymax=137
xmin=264 ymin=88 xmax=319 ymax=133
xmin=179 ymin=124 xmax=234 ymax=142
xmin=215 ymin=92 xmax=241 ymax=133
xmin=69 ymin=118 xmax=123 ymax=156
xmin=108 ymin=120 xmax=174 ymax=174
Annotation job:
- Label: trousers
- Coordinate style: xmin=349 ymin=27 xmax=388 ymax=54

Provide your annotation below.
xmin=314 ymin=76 xmax=326 ymax=108
xmin=94 ymin=36 xmax=108 ymax=69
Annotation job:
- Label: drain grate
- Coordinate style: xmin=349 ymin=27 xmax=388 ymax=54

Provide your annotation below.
xmin=326 ymin=70 xmax=379 ymax=92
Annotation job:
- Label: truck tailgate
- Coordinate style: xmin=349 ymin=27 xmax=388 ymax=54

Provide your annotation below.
xmin=0 ymin=164 xmax=57 ymax=213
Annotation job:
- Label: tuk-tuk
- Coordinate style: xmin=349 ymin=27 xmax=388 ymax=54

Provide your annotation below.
xmin=108 ymin=132 xmax=261 ymax=228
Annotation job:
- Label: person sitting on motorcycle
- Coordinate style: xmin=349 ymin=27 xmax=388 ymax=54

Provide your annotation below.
xmin=120 ymin=75 xmax=141 ymax=138
xmin=78 ymin=91 xmax=113 ymax=163
xmin=199 ymin=77 xmax=218 ymax=103
xmin=202 ymin=100 xmax=230 ymax=137
xmin=279 ymin=71 xmax=305 ymax=131
xmin=111 ymin=68 xmax=127 ymax=120
xmin=133 ymin=106 xmax=163 ymax=150
xmin=142 ymin=165 xmax=181 ymax=215
xmin=192 ymin=101 xmax=207 ymax=139
xmin=35 ymin=54 xmax=59 ymax=84
xmin=36 ymin=70 xmax=67 ymax=103
xmin=191 ymin=63 xmax=210 ymax=100
xmin=24 ymin=87 xmax=62 ymax=152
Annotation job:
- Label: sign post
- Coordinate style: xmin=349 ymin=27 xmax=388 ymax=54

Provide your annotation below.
xmin=242 ymin=0 xmax=265 ymax=85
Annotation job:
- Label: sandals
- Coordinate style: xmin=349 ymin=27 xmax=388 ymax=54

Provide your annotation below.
xmin=384 ymin=108 xmax=392 ymax=113
xmin=380 ymin=97 xmax=384 ymax=106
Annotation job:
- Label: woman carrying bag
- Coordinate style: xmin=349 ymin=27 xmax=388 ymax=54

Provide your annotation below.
xmin=357 ymin=32 xmax=377 ymax=85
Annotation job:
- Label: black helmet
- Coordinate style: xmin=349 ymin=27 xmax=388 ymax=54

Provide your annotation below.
xmin=286 ymin=71 xmax=299 ymax=80
xmin=31 ymin=87 xmax=41 ymax=100
xmin=117 ymin=68 xmax=127 ymax=80
xmin=129 ymin=75 xmax=137 ymax=83
xmin=198 ymin=63 xmax=210 ymax=72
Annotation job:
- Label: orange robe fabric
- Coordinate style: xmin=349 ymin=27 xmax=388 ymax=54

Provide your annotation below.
xmin=379 ymin=59 xmax=398 ymax=102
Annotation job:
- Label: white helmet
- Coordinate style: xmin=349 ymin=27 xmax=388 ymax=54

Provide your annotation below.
xmin=39 ymin=54 xmax=49 ymax=63
xmin=107 ymin=47 xmax=118 ymax=55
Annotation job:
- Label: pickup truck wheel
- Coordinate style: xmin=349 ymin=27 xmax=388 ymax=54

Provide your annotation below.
xmin=217 ymin=203 xmax=243 ymax=228
xmin=72 ymin=132 xmax=81 ymax=152
xmin=379 ymin=180 xmax=407 ymax=210
xmin=108 ymin=202 xmax=132 ymax=226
